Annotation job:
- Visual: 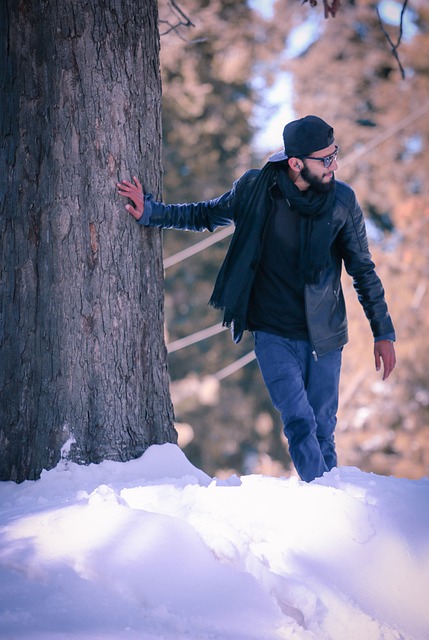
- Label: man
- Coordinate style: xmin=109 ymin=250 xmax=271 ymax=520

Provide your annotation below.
xmin=117 ymin=115 xmax=396 ymax=482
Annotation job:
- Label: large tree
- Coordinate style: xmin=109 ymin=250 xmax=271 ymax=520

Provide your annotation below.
xmin=0 ymin=0 xmax=176 ymax=482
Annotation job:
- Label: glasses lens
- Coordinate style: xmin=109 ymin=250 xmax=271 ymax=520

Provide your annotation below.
xmin=324 ymin=147 xmax=338 ymax=168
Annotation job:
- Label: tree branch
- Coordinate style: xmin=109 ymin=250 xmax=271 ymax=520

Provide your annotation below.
xmin=159 ymin=0 xmax=207 ymax=43
xmin=300 ymin=0 xmax=409 ymax=78
xmin=159 ymin=0 xmax=195 ymax=36
xmin=376 ymin=0 xmax=409 ymax=79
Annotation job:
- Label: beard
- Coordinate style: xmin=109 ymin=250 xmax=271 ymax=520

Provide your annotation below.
xmin=300 ymin=164 xmax=335 ymax=193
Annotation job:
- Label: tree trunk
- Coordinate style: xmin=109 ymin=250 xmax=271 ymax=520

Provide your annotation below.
xmin=0 ymin=0 xmax=177 ymax=482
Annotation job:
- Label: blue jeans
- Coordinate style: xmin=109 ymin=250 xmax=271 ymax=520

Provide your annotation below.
xmin=254 ymin=331 xmax=342 ymax=482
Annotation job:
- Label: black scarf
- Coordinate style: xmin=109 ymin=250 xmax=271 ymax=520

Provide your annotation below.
xmin=275 ymin=167 xmax=336 ymax=285
xmin=209 ymin=163 xmax=336 ymax=342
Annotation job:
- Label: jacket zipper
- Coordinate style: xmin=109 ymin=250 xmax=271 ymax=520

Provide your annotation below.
xmin=304 ymin=284 xmax=318 ymax=361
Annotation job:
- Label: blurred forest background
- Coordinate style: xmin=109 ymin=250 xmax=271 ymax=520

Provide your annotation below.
xmin=156 ymin=0 xmax=429 ymax=480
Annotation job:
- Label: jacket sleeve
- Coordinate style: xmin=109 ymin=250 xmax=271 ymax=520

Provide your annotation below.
xmin=137 ymin=170 xmax=260 ymax=232
xmin=138 ymin=181 xmax=243 ymax=233
xmin=336 ymin=185 xmax=396 ymax=340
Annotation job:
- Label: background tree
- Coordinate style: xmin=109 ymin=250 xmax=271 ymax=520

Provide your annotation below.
xmin=160 ymin=0 xmax=257 ymax=203
xmin=0 ymin=0 xmax=176 ymax=482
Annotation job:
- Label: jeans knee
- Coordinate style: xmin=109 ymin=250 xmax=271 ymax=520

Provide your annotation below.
xmin=283 ymin=417 xmax=317 ymax=447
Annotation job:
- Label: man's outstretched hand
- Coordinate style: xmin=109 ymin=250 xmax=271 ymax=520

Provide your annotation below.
xmin=374 ymin=340 xmax=396 ymax=381
xmin=117 ymin=176 xmax=144 ymax=221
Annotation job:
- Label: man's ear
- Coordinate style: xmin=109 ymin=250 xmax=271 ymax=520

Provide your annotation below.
xmin=288 ymin=157 xmax=301 ymax=173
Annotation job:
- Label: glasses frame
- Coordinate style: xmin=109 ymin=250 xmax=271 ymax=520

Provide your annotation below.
xmin=299 ymin=145 xmax=339 ymax=169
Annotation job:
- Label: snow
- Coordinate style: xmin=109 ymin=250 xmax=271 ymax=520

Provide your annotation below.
xmin=0 ymin=444 xmax=428 ymax=640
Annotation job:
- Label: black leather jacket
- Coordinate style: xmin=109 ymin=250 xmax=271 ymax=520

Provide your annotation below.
xmin=140 ymin=169 xmax=395 ymax=356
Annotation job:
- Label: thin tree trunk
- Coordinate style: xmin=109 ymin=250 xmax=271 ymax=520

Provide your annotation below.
xmin=0 ymin=0 xmax=176 ymax=482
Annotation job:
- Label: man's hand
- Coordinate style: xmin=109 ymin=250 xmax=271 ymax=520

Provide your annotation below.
xmin=374 ymin=340 xmax=396 ymax=381
xmin=117 ymin=176 xmax=144 ymax=221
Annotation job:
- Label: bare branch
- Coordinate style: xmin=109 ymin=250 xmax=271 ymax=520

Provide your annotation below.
xmin=300 ymin=0 xmax=409 ymax=77
xmin=159 ymin=0 xmax=195 ymax=36
xmin=376 ymin=0 xmax=409 ymax=79
xmin=159 ymin=0 xmax=207 ymax=43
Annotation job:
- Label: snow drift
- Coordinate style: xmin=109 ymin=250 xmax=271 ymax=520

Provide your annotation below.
xmin=0 ymin=443 xmax=428 ymax=640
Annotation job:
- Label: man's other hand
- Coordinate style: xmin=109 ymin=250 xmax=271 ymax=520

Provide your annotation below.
xmin=374 ymin=340 xmax=396 ymax=381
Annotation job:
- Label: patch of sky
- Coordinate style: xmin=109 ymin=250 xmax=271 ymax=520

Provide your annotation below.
xmin=284 ymin=14 xmax=322 ymax=58
xmin=251 ymin=72 xmax=295 ymax=155
xmin=248 ymin=0 xmax=275 ymax=20
xmin=377 ymin=0 xmax=419 ymax=41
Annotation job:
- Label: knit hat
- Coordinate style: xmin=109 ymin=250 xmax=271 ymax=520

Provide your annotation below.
xmin=268 ymin=115 xmax=335 ymax=162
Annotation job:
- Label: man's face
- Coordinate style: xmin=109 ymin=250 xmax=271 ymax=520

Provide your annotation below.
xmin=299 ymin=143 xmax=338 ymax=193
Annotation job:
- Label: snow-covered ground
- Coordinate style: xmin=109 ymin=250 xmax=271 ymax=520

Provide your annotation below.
xmin=0 ymin=443 xmax=428 ymax=640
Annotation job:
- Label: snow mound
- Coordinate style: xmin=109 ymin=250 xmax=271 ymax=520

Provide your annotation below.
xmin=0 ymin=443 xmax=428 ymax=639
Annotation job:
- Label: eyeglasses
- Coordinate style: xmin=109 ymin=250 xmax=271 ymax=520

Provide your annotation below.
xmin=300 ymin=145 xmax=339 ymax=168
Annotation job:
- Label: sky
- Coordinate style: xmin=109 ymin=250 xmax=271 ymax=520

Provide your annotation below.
xmin=1 ymin=443 xmax=428 ymax=639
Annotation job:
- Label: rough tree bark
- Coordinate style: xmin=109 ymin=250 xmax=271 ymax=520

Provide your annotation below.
xmin=0 ymin=0 xmax=177 ymax=482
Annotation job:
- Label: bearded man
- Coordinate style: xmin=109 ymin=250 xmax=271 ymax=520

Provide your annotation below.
xmin=118 ymin=115 xmax=396 ymax=482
